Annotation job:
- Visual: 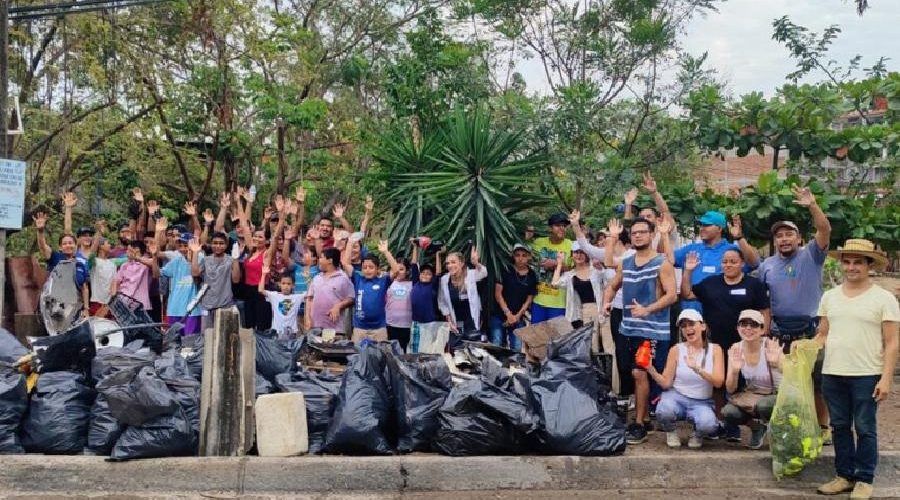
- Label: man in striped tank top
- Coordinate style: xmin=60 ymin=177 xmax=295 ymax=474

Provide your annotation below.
xmin=603 ymin=217 xmax=677 ymax=444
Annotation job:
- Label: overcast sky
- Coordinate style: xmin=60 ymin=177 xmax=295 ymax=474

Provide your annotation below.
xmin=517 ymin=0 xmax=899 ymax=97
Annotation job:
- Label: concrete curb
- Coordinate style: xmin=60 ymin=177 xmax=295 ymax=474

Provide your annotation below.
xmin=0 ymin=451 xmax=897 ymax=496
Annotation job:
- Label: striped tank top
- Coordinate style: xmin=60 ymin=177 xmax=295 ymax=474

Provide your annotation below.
xmin=621 ymin=253 xmax=670 ymax=340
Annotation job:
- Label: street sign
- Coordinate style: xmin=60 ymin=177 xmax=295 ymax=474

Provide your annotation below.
xmin=0 ymin=158 xmax=26 ymax=229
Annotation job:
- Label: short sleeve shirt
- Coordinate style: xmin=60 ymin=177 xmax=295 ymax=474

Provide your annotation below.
xmin=498 ymin=268 xmax=538 ymax=315
xmin=819 ymin=285 xmax=900 ymax=376
xmin=161 ymin=253 xmax=201 ymax=317
xmin=675 ymin=239 xmax=752 ymax=312
xmin=198 ymin=254 xmax=235 ymax=310
xmin=308 ymin=271 xmax=355 ymax=333
xmin=759 ymin=243 xmax=827 ymax=318
xmin=116 ymin=260 xmax=152 ymax=311
xmin=692 ymin=274 xmax=769 ymax=349
xmin=532 ymin=236 xmax=573 ymax=309
xmin=264 ymin=291 xmax=306 ymax=337
xmin=352 ymin=272 xmax=391 ymax=330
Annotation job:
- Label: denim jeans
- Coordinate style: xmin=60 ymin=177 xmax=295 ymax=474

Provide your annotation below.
xmin=489 ymin=315 xmax=523 ymax=351
xmin=822 ymin=374 xmax=880 ymax=484
xmin=530 ymin=303 xmax=565 ymax=324
xmin=655 ymin=390 xmax=718 ymax=436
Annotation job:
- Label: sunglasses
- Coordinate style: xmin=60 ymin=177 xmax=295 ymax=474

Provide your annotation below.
xmin=738 ymin=320 xmax=762 ymax=328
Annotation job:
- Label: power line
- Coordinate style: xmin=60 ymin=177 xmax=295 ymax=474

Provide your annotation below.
xmin=10 ymin=0 xmax=170 ymax=21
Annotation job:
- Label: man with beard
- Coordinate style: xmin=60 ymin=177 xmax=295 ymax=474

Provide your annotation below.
xmin=603 ymin=217 xmax=677 ymax=445
xmin=759 ymin=184 xmax=833 ymax=439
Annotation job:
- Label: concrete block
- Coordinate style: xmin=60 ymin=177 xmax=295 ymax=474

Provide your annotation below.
xmin=255 ymin=392 xmax=309 ymax=457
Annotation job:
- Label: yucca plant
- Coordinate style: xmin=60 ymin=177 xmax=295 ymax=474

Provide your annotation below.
xmin=388 ymin=107 xmax=550 ymax=280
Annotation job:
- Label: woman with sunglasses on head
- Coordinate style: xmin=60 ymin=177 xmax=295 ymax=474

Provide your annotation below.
xmin=722 ymin=309 xmax=784 ymax=449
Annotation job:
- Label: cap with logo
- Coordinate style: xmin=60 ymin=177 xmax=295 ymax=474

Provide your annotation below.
xmin=697 ymin=211 xmax=727 ymax=228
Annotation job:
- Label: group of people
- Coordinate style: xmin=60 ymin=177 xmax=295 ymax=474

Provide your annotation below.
xmin=32 ymin=172 xmax=897 ymax=499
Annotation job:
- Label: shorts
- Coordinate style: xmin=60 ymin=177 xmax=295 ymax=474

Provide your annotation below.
xmin=619 ymin=335 xmax=670 ymax=374
xmin=351 ymin=327 xmax=388 ymax=345
xmin=168 ymin=315 xmax=201 ymax=336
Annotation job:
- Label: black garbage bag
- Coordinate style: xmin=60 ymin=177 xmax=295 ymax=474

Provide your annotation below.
xmin=30 ymin=321 xmax=96 ymax=375
xmin=531 ymin=325 xmax=626 ymax=456
xmin=86 ymin=392 xmax=125 ymax=455
xmin=387 ymin=353 xmax=452 ymax=453
xmin=256 ymin=372 xmax=274 ymax=397
xmin=256 ymin=330 xmax=293 ymax=381
xmin=324 ymin=346 xmax=394 ymax=454
xmin=154 ymin=351 xmax=201 ymax=454
xmin=434 ymin=376 xmax=540 ymax=456
xmin=0 ymin=328 xmax=28 ymax=363
xmin=97 ymin=366 xmax=178 ymax=426
xmin=275 ymin=370 xmax=342 ymax=454
xmin=109 ymin=407 xmax=195 ymax=460
xmin=91 ymin=342 xmax=156 ymax=384
xmin=184 ymin=336 xmax=203 ymax=382
xmin=20 ymin=371 xmax=95 ymax=454
xmin=0 ymin=371 xmax=27 ymax=453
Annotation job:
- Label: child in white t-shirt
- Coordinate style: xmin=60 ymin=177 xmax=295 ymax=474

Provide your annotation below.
xmin=259 ymin=265 xmax=306 ymax=340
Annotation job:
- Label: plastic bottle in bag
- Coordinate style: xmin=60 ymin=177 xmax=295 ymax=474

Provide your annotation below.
xmin=635 ymin=340 xmax=651 ymax=369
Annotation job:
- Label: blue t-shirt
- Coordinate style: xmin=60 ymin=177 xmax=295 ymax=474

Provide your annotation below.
xmin=674 ymin=239 xmax=754 ymax=312
xmin=409 ymin=264 xmax=439 ymax=323
xmin=161 ymin=252 xmax=201 ymax=317
xmin=352 ymin=272 xmax=391 ymax=329
xmin=759 ymin=242 xmax=827 ymax=318
xmin=47 ymin=251 xmax=89 ymax=288
xmin=292 ymin=264 xmax=320 ymax=295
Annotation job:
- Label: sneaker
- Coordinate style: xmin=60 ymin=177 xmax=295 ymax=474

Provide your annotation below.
xmin=748 ymin=426 xmax=766 ymax=450
xmin=725 ymin=423 xmax=742 ymax=443
xmin=687 ymin=432 xmax=703 ymax=449
xmin=849 ymin=481 xmax=873 ymax=499
xmin=626 ymin=423 xmax=648 ymax=445
xmin=666 ymin=431 xmax=681 ymax=448
xmin=821 ymin=426 xmax=833 ymax=446
xmin=705 ymin=424 xmax=724 ymax=441
xmin=628 ymin=395 xmax=635 ymax=410
xmin=817 ymin=477 xmax=854 ymax=495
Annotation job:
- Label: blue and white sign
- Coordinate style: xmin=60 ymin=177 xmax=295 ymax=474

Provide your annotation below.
xmin=0 ymin=159 xmax=26 ymax=229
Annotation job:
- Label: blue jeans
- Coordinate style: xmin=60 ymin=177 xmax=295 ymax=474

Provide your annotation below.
xmin=531 ymin=303 xmax=565 ymax=324
xmin=489 ymin=315 xmax=523 ymax=351
xmin=822 ymin=374 xmax=880 ymax=484
xmin=656 ymin=390 xmax=718 ymax=436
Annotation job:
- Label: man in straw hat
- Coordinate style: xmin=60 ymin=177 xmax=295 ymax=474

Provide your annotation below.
xmin=814 ymin=239 xmax=898 ymax=499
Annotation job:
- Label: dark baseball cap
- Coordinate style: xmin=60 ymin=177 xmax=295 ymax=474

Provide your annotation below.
xmin=771 ymin=220 xmax=800 ymax=235
xmin=76 ymin=226 xmax=95 ymax=236
xmin=547 ymin=212 xmax=570 ymax=226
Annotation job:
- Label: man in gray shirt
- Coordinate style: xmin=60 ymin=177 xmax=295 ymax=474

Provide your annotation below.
xmin=191 ymin=231 xmax=242 ymax=333
xmin=758 ymin=184 xmax=832 ymax=436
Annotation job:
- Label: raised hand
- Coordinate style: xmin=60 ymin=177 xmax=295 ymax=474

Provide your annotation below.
xmin=219 ymin=191 xmax=231 ymax=207
xmin=624 ymin=188 xmax=638 ymax=206
xmin=284 ymin=200 xmax=298 ymax=216
xmin=183 ymin=201 xmax=196 ymax=216
xmin=364 ymin=195 xmax=374 ymax=212
xmin=728 ymin=344 xmax=744 ymax=372
xmin=263 ymin=206 xmax=274 ymax=221
xmin=684 ymin=251 xmax=700 ymax=271
xmin=188 ymin=239 xmax=202 ymax=254
xmin=33 ymin=212 xmax=48 ymax=230
xmin=727 ymin=214 xmax=744 ymax=240
xmin=294 ymin=185 xmax=306 ymax=203
xmin=147 ymin=239 xmax=158 ymax=256
xmin=62 ymin=191 xmax=78 ymax=208
xmin=132 ymin=187 xmax=144 ymax=203
xmin=203 ymin=208 xmax=215 ymax=224
xmin=377 ymin=240 xmax=389 ymax=254
xmin=333 ymin=229 xmax=349 ymax=241
xmin=307 ymin=227 xmax=321 ymax=240
xmin=94 ymin=219 xmax=108 ymax=234
xmin=274 ymin=195 xmax=285 ymax=213
xmin=470 ymin=245 xmax=480 ymax=264
xmin=607 ymin=218 xmax=623 ymax=238
xmin=147 ymin=200 xmax=160 ymax=216
xmin=568 ymin=209 xmax=581 ymax=226
xmin=332 ymin=203 xmax=346 ymax=219
xmin=237 ymin=186 xmax=250 ymax=201
xmin=684 ymin=345 xmax=702 ymax=372
xmin=642 ymin=171 xmax=658 ymax=193
xmin=764 ymin=338 xmax=783 ymax=366
xmin=156 ymin=217 xmax=169 ymax=232
xmin=791 ymin=184 xmax=816 ymax=207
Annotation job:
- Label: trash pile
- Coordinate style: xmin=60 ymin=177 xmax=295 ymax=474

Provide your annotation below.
xmin=0 ymin=313 xmax=625 ymax=459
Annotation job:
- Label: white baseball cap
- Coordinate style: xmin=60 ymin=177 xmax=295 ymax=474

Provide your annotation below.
xmin=676 ymin=308 xmax=704 ymax=325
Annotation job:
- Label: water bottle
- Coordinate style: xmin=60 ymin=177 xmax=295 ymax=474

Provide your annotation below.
xmin=635 ymin=340 xmax=652 ymax=369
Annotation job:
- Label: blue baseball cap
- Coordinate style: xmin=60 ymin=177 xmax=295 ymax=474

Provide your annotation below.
xmin=177 ymin=232 xmax=193 ymax=243
xmin=697 ymin=211 xmax=727 ymax=228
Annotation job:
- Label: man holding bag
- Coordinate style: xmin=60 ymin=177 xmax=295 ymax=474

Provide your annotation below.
xmin=814 ymin=239 xmax=899 ymax=499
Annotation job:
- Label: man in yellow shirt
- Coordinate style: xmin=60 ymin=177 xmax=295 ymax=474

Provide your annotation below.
xmin=530 ymin=212 xmax=573 ymax=323
xmin=814 ymin=239 xmax=899 ymax=500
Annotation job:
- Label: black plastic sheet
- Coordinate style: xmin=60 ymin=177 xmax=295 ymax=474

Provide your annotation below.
xmin=30 ymin=321 xmax=96 ymax=375
xmin=97 ymin=366 xmax=178 ymax=427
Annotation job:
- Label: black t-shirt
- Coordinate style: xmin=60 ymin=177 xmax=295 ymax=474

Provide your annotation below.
xmin=691 ymin=274 xmax=769 ymax=350
xmin=572 ymin=275 xmax=596 ymax=304
xmin=449 ymin=284 xmax=475 ymax=330
xmin=498 ymin=268 xmax=538 ymax=315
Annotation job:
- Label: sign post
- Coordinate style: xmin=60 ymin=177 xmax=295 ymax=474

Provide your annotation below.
xmin=0 ymin=158 xmax=25 ymax=326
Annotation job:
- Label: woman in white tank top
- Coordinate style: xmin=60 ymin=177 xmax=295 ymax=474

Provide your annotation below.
xmin=722 ymin=309 xmax=784 ymax=449
xmin=648 ymin=308 xmax=724 ymax=449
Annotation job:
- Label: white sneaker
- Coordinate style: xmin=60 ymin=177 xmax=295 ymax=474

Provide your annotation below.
xmin=688 ymin=433 xmax=703 ymax=449
xmin=666 ymin=431 xmax=681 ymax=448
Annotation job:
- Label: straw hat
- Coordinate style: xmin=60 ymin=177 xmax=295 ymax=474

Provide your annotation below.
xmin=828 ymin=239 xmax=889 ymax=271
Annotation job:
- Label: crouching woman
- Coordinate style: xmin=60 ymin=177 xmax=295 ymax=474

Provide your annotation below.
xmin=647 ymin=309 xmax=725 ymax=449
